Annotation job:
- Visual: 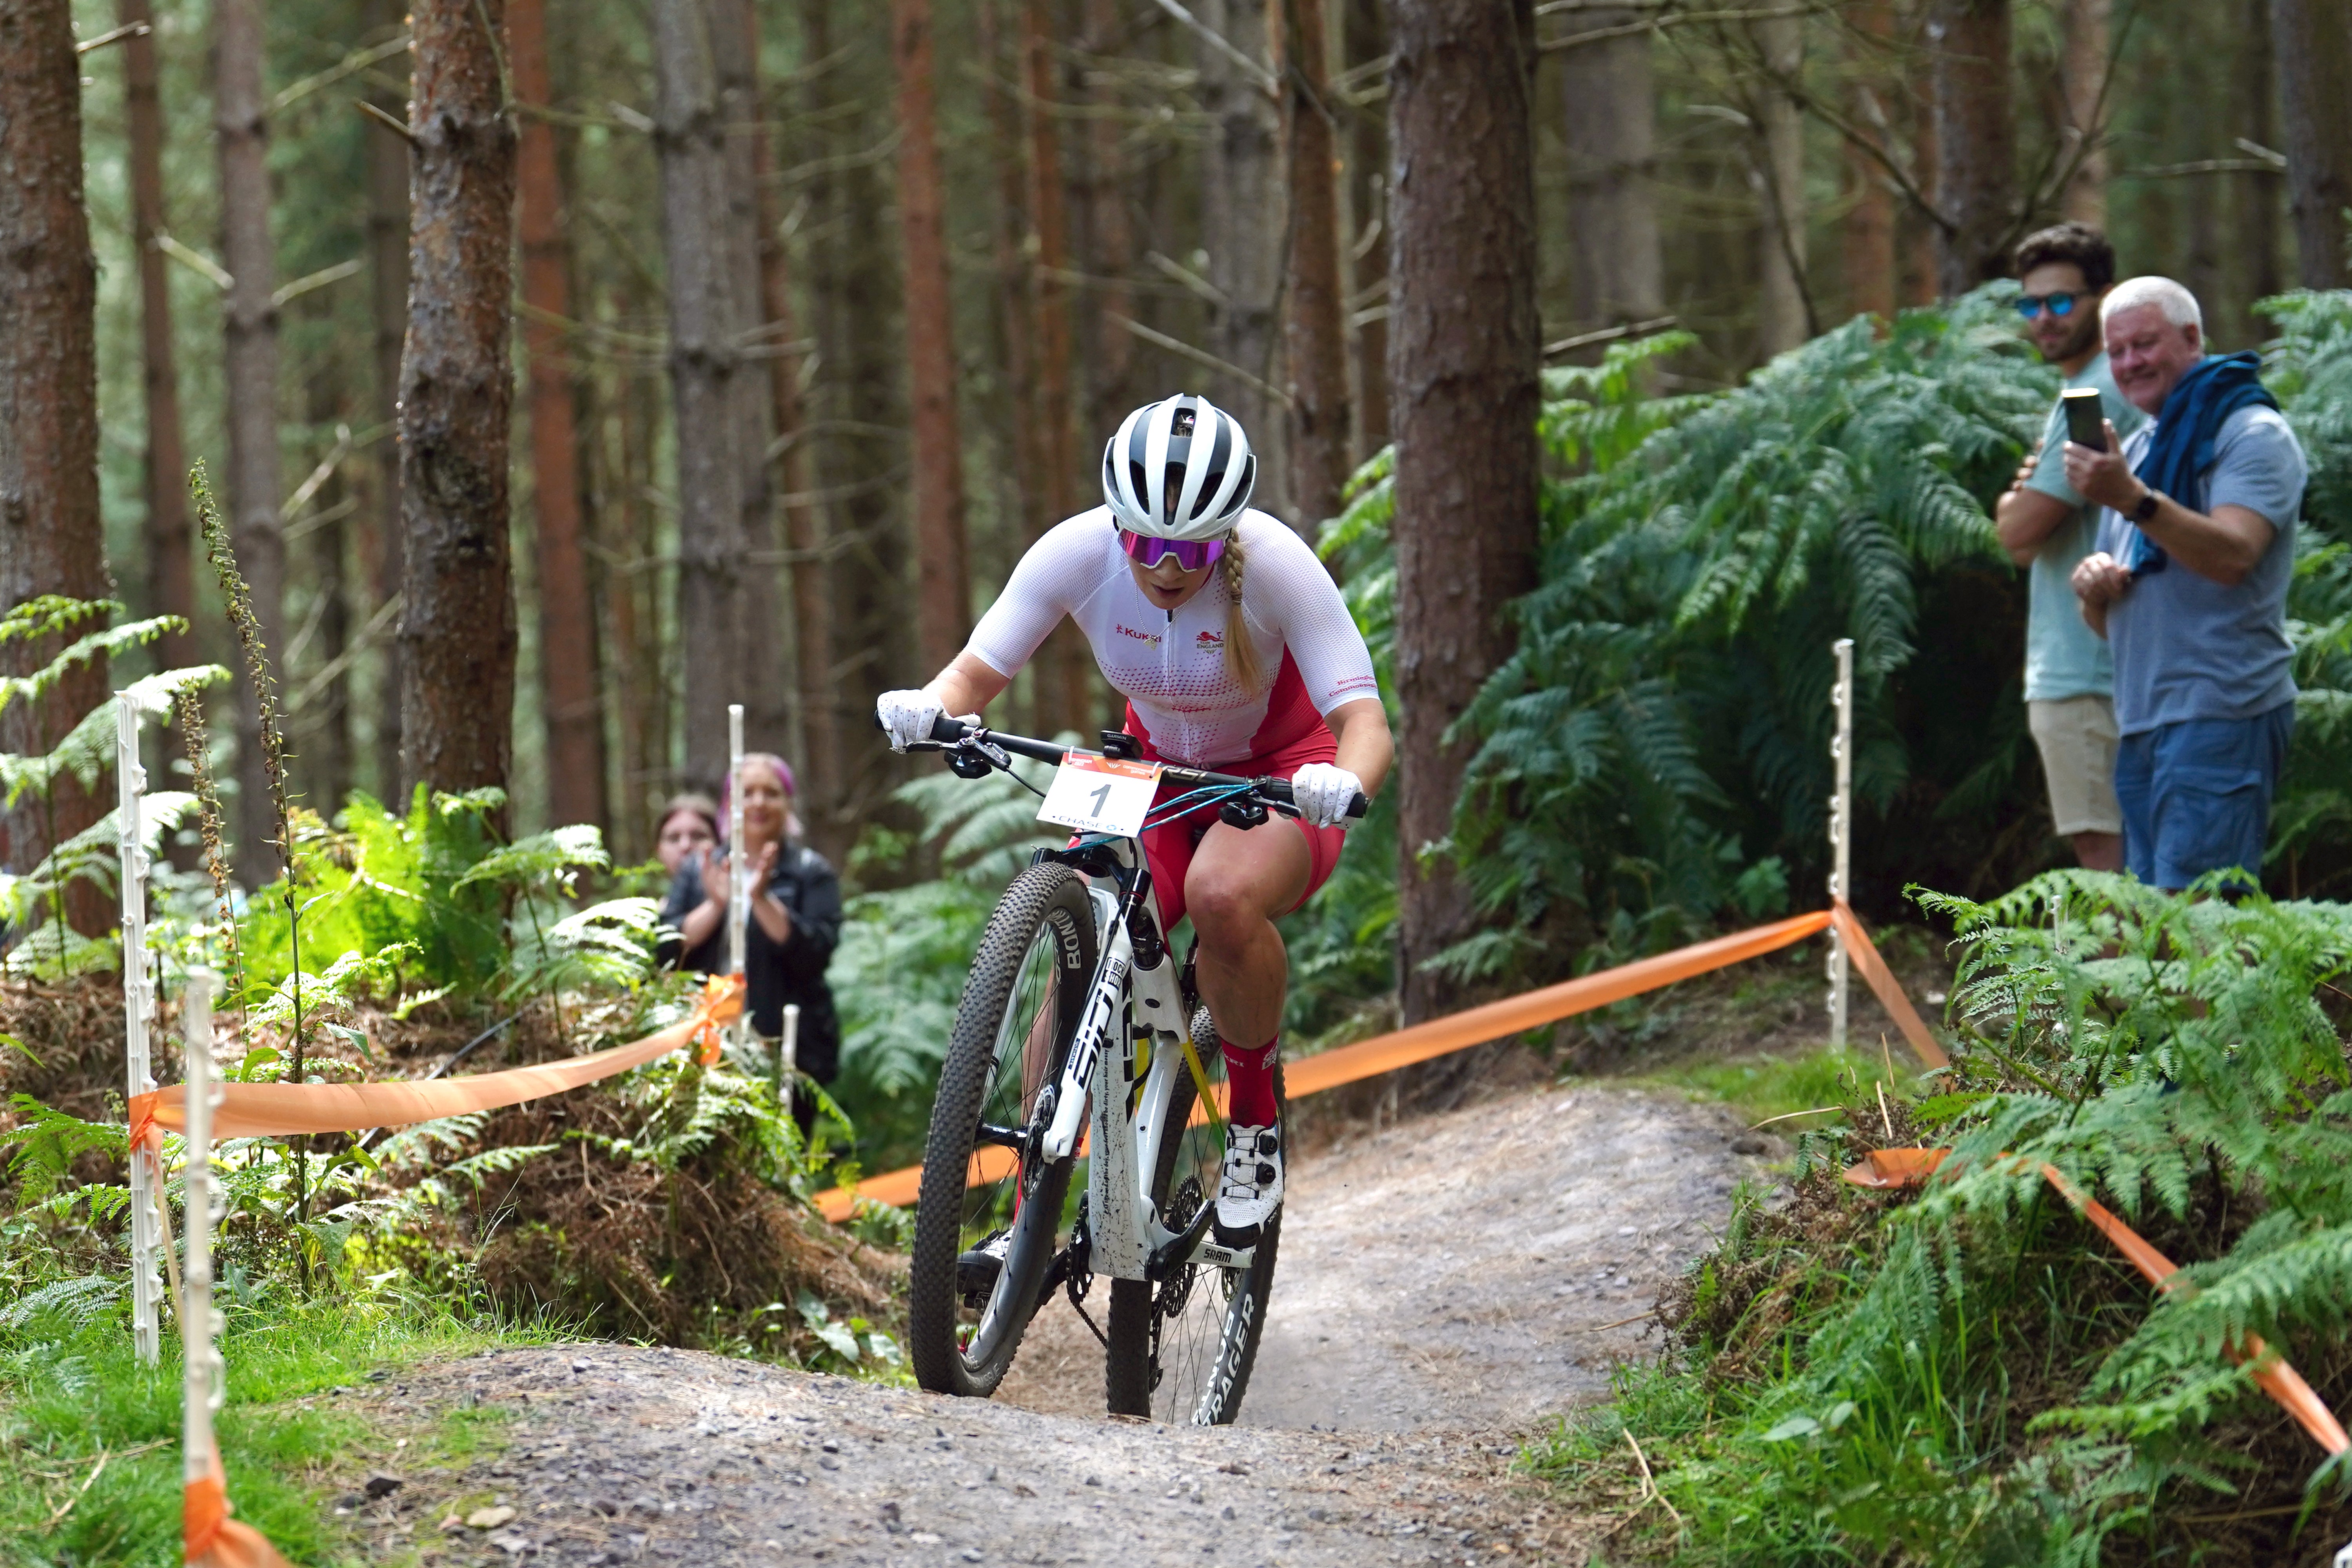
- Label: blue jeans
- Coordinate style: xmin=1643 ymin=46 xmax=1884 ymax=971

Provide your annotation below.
xmin=2114 ymin=703 xmax=2294 ymax=890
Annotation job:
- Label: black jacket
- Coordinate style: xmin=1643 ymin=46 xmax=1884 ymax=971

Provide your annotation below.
xmin=659 ymin=843 xmax=843 ymax=1081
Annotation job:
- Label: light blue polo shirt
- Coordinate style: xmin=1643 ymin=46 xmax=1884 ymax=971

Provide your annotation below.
xmin=2094 ymin=402 xmax=2306 ymax=735
xmin=2020 ymin=354 xmax=2143 ymax=702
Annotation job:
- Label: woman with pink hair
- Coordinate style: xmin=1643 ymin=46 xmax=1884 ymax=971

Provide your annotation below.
xmin=659 ymin=753 xmax=842 ymax=1126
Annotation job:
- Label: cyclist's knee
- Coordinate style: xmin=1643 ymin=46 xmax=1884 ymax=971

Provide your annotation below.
xmin=1185 ymin=871 xmax=1267 ymax=949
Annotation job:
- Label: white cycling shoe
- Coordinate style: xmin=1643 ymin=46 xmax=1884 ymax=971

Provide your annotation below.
xmin=1212 ymin=1123 xmax=1284 ymax=1248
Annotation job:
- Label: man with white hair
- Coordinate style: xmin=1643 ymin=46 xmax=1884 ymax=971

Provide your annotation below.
xmin=2066 ymin=277 xmax=2307 ymax=891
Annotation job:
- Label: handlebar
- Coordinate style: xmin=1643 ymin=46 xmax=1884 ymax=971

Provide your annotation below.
xmin=909 ymin=712 xmax=1368 ymax=821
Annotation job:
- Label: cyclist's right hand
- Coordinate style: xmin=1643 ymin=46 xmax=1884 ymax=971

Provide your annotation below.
xmin=878 ymin=688 xmax=943 ymax=753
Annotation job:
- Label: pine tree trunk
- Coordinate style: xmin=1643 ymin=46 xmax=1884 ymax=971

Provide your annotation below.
xmin=510 ymin=0 xmax=606 ymax=831
xmin=653 ymin=0 xmax=757 ymax=790
xmin=302 ymin=366 xmax=353 ymax=808
xmin=2059 ymin=0 xmax=2108 ymax=225
xmin=1557 ymin=4 xmax=1662 ymax=334
xmin=2234 ymin=0 xmax=2283 ymax=330
xmin=1081 ymin=0 xmax=1138 ymax=451
xmin=364 ymin=0 xmax=410 ymax=803
xmin=0 ymin=0 xmax=110 ymax=926
xmin=892 ymin=0 xmax=973 ymax=675
xmin=119 ymin=0 xmax=191 ymax=664
xmin=1197 ymin=0 xmax=1289 ymax=517
xmin=1930 ymin=0 xmax=2014 ymax=296
xmin=398 ymin=0 xmax=518 ymax=806
xmin=1343 ymin=0 xmax=1388 ymax=458
xmin=711 ymin=0 xmax=788 ymax=764
xmin=1841 ymin=0 xmax=1896 ymax=321
xmin=1386 ymin=0 xmax=1540 ymax=1025
xmin=1901 ymin=41 xmax=1938 ymax=306
xmin=215 ymin=0 xmax=285 ymax=868
xmin=980 ymin=0 xmax=1044 ymax=528
xmin=1022 ymin=0 xmax=1095 ymax=731
xmin=746 ymin=7 xmax=838 ymax=850
xmin=1752 ymin=15 xmax=1810 ymax=354
xmin=800 ymin=0 xmax=907 ymax=809
xmin=1279 ymin=0 xmax=1352 ymax=532
xmin=2272 ymin=0 xmax=2352 ymax=289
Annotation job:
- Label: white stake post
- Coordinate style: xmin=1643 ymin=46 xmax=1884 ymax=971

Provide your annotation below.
xmin=1827 ymin=638 xmax=1855 ymax=1049
xmin=180 ymin=970 xmax=223 ymax=1490
xmin=776 ymin=1002 xmax=800 ymax=1100
xmin=726 ymin=704 xmax=749 ymax=1056
xmin=117 ymin=695 xmax=163 ymax=1365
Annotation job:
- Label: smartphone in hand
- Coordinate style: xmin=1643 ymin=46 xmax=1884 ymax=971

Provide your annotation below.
xmin=2062 ymin=387 xmax=2107 ymax=452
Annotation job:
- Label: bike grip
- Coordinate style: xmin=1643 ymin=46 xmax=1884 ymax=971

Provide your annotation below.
xmin=1347 ymin=792 xmax=1368 ymax=820
xmin=930 ymin=712 xmax=973 ymax=743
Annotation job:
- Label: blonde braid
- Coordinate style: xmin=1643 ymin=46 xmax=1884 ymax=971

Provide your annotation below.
xmin=1221 ymin=536 xmax=1264 ymax=692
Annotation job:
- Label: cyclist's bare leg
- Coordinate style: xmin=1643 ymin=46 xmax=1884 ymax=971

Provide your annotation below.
xmin=1185 ymin=820 xmax=1312 ymax=1050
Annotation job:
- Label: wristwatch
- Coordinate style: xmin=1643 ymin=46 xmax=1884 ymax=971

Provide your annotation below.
xmin=2131 ymin=487 xmax=2163 ymax=523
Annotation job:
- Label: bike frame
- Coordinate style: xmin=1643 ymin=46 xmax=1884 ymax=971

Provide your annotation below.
xmin=1036 ymin=834 xmax=1232 ymax=1283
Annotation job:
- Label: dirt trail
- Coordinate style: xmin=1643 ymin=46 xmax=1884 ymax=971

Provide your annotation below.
xmin=998 ymin=1083 xmax=1777 ymax=1430
xmin=352 ymin=1083 xmax=1777 ymax=1564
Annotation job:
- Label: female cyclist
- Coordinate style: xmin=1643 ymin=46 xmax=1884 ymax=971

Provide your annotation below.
xmin=877 ymin=392 xmax=1392 ymax=1247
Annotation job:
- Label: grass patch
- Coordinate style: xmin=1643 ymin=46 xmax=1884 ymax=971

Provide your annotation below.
xmin=1632 ymin=1043 xmax=1898 ymax=1129
xmin=0 ymin=1292 xmax=556 ymax=1565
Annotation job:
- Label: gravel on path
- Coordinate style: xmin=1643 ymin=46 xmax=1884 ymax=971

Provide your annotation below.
xmin=340 ymin=1346 xmax=1571 ymax=1567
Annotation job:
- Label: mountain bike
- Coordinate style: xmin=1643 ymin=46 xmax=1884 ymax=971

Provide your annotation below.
xmin=899 ymin=715 xmax=1363 ymax=1422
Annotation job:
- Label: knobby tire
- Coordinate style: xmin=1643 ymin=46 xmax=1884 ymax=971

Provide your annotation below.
xmin=907 ymin=863 xmax=1096 ymax=1397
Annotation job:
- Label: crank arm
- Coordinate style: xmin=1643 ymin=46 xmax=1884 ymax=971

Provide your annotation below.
xmin=1142 ymin=1204 xmax=1256 ymax=1278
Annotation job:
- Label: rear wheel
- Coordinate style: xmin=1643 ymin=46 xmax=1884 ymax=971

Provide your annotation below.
xmin=907 ymin=864 xmax=1097 ymax=1397
xmin=1103 ymin=1012 xmax=1282 ymax=1423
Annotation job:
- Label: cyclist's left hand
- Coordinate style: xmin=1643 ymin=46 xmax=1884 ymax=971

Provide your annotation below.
xmin=1289 ymin=763 xmax=1363 ymax=829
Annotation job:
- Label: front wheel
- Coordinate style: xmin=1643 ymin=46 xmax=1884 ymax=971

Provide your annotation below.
xmin=907 ymin=863 xmax=1097 ymax=1397
xmin=1103 ymin=1014 xmax=1281 ymax=1423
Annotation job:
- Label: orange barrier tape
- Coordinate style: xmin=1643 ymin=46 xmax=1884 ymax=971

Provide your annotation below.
xmin=1845 ymin=1148 xmax=2350 ymax=1457
xmin=131 ymin=975 xmax=744 ymax=1143
xmin=1831 ymin=902 xmax=1948 ymax=1069
xmin=185 ymin=1446 xmax=290 ymax=1568
xmin=816 ymin=908 xmax=1849 ymax=1220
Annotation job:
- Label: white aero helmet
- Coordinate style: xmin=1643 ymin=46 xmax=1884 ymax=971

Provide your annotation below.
xmin=1101 ymin=393 xmax=1257 ymax=541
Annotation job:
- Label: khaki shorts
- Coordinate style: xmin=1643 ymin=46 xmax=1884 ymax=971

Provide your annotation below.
xmin=2028 ymin=695 xmax=2123 ymax=837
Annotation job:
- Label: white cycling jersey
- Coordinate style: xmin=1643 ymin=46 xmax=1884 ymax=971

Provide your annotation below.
xmin=964 ymin=508 xmax=1380 ymax=767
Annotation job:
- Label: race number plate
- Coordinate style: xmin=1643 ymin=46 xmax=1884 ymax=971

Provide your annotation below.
xmin=1037 ymin=752 xmax=1163 ymax=838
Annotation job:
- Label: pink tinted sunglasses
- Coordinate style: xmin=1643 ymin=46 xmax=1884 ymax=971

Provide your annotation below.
xmin=1117 ymin=528 xmax=1228 ymax=572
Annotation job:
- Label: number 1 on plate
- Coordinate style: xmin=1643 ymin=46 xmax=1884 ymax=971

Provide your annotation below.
xmin=1038 ymin=752 xmax=1163 ymax=839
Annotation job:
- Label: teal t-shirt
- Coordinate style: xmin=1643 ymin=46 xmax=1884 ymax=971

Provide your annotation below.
xmin=2020 ymin=354 xmax=2145 ymax=702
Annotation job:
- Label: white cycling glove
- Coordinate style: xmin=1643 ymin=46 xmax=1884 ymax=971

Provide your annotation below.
xmin=877 ymin=688 xmax=943 ymax=753
xmin=1289 ymin=763 xmax=1363 ymax=830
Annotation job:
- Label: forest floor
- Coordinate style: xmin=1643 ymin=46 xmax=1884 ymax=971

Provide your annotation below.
xmin=305 ymin=933 xmax=1947 ymax=1565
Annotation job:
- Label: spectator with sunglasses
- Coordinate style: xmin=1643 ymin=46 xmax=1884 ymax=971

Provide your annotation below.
xmin=875 ymin=392 xmax=1390 ymax=1251
xmin=1994 ymin=221 xmax=2144 ymax=872
xmin=2065 ymin=278 xmax=2307 ymax=891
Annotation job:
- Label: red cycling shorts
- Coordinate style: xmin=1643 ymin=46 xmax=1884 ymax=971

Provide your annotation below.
xmin=1127 ymin=708 xmax=1347 ymax=934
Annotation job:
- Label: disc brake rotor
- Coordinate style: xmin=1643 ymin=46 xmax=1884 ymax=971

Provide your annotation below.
xmin=1146 ymin=1175 xmax=1205 ymax=1390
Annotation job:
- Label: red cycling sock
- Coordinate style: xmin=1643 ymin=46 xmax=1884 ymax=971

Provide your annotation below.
xmin=1221 ymin=1034 xmax=1281 ymax=1128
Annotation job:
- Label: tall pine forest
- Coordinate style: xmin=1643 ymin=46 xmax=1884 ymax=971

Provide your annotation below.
xmin=11 ymin=0 xmax=2352 ymax=1019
